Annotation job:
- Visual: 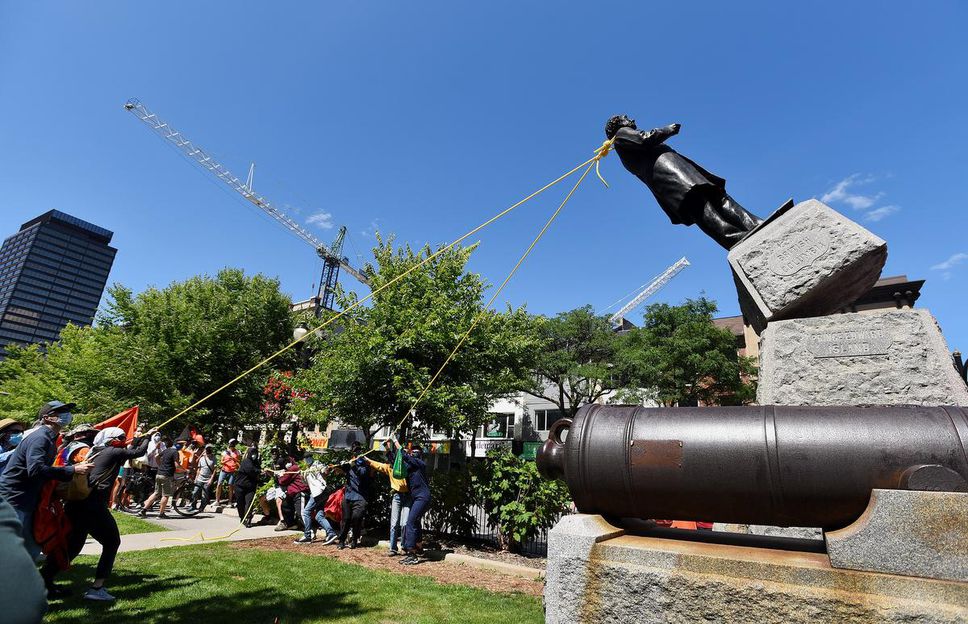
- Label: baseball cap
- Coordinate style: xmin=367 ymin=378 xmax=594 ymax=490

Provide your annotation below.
xmin=37 ymin=400 xmax=76 ymax=419
xmin=0 ymin=418 xmax=24 ymax=433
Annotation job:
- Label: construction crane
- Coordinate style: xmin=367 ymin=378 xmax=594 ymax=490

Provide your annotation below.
xmin=606 ymin=257 xmax=690 ymax=327
xmin=123 ymin=98 xmax=369 ymax=317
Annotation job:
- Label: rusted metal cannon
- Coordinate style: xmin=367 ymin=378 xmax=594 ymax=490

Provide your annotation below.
xmin=537 ymin=404 xmax=968 ymax=529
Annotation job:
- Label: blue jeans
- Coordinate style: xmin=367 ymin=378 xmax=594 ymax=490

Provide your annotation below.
xmin=13 ymin=505 xmax=42 ymax=562
xmin=389 ymin=491 xmax=412 ymax=552
xmin=403 ymin=495 xmax=430 ymax=552
xmin=302 ymin=495 xmax=337 ymax=540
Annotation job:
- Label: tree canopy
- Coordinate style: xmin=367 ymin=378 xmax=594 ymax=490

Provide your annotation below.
xmin=616 ymin=297 xmax=756 ymax=407
xmin=0 ymin=268 xmax=294 ymax=433
xmin=524 ymin=306 xmax=622 ymax=418
xmin=294 ymin=236 xmax=539 ymax=441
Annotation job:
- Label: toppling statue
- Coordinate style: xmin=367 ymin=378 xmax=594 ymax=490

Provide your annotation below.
xmin=606 ymin=115 xmax=763 ymax=249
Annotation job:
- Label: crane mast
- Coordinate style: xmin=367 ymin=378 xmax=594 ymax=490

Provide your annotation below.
xmin=609 ymin=257 xmax=690 ymax=326
xmin=123 ymin=98 xmax=371 ymax=295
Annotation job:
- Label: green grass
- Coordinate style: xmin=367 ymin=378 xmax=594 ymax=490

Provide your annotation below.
xmin=110 ymin=511 xmax=168 ymax=536
xmin=44 ymin=542 xmax=542 ymax=624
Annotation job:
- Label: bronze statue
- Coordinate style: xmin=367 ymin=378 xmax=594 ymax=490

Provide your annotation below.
xmin=606 ymin=115 xmax=762 ymax=249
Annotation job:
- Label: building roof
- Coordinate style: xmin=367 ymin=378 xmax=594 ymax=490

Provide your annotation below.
xmin=20 ymin=210 xmax=114 ymax=244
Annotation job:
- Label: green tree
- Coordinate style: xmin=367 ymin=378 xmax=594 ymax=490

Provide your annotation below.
xmin=524 ymin=306 xmax=622 ymax=418
xmin=294 ymin=236 xmax=539 ymax=442
xmin=616 ymin=297 xmax=756 ymax=407
xmin=0 ymin=268 xmax=295 ymax=432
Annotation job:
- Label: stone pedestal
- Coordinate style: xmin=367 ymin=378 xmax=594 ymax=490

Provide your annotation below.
xmin=757 ymin=308 xmax=968 ymax=406
xmin=546 ymin=514 xmax=968 ymax=624
xmin=826 ymin=489 xmax=968 ymax=583
xmin=728 ymin=199 xmax=887 ymax=333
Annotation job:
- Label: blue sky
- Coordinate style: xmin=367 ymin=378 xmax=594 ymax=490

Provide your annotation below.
xmin=1 ymin=2 xmax=966 ymax=351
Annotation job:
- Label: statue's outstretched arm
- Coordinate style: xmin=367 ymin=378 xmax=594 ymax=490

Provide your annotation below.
xmin=617 ymin=123 xmax=681 ymax=149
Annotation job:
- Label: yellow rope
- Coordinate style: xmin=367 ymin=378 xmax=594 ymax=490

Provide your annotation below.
xmin=150 ymin=138 xmax=614 ymax=544
xmin=386 ymin=160 xmax=599 ymax=442
xmin=152 ymin=150 xmax=603 ymax=432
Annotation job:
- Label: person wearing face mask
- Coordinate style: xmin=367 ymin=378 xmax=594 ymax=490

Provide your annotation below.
xmin=233 ymin=445 xmax=262 ymax=528
xmin=0 ymin=401 xmax=92 ymax=560
xmin=391 ymin=439 xmax=431 ymax=566
xmin=40 ymin=425 xmax=155 ymax=601
xmin=0 ymin=418 xmax=27 ymax=474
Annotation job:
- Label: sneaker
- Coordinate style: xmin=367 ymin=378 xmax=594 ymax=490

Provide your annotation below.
xmin=323 ymin=534 xmax=338 ymax=545
xmin=274 ymin=521 xmax=287 ymax=532
xmin=83 ymin=587 xmax=116 ymax=602
xmin=158 ymin=513 xmax=170 ymax=519
xmin=294 ymin=536 xmax=313 ymax=544
xmin=388 ymin=550 xmax=399 ymax=557
xmin=400 ymin=555 xmax=420 ymax=565
xmin=337 ymin=543 xmax=346 ymax=550
xmin=138 ymin=508 xmax=147 ymax=518
xmin=45 ymin=584 xmax=72 ymax=598
xmin=348 ymin=542 xmax=357 ymax=549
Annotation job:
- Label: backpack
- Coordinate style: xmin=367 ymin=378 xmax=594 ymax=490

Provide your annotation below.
xmin=324 ymin=487 xmax=345 ymax=523
xmin=54 ymin=444 xmax=92 ymax=501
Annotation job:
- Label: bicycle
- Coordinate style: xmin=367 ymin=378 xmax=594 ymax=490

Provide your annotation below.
xmin=116 ymin=469 xmax=154 ymax=514
xmin=171 ymin=473 xmax=207 ymax=517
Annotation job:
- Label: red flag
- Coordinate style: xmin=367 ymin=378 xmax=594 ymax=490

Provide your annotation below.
xmin=95 ymin=406 xmax=140 ymax=440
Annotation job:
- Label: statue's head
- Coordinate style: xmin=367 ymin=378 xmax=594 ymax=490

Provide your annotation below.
xmin=605 ymin=115 xmax=636 ymax=139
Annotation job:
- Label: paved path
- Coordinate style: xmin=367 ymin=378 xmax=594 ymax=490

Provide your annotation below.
xmin=81 ymin=509 xmax=299 ymax=555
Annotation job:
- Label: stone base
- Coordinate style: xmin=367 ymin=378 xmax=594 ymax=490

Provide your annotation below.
xmin=757 ymin=308 xmax=968 ymax=406
xmin=728 ymin=199 xmax=887 ymax=333
xmin=826 ymin=489 xmax=968 ymax=583
xmin=546 ymin=514 xmax=968 ymax=624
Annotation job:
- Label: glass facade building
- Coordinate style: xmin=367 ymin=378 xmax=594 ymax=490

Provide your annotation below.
xmin=0 ymin=210 xmax=117 ymax=358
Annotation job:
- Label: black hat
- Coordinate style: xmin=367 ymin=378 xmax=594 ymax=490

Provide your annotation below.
xmin=37 ymin=400 xmax=76 ymax=419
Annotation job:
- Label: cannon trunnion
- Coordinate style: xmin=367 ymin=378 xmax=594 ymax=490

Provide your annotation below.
xmin=537 ymin=404 xmax=968 ymax=529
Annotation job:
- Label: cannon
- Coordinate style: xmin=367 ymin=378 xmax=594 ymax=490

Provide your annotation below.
xmin=537 ymin=404 xmax=968 ymax=529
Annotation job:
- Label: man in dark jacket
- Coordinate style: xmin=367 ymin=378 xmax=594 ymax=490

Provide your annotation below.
xmin=0 ymin=493 xmax=47 ymax=623
xmin=41 ymin=426 xmax=155 ymax=601
xmin=337 ymin=457 xmax=372 ymax=549
xmin=0 ymin=401 xmax=92 ymax=560
xmin=393 ymin=440 xmax=431 ymax=565
xmin=606 ymin=115 xmax=762 ymax=249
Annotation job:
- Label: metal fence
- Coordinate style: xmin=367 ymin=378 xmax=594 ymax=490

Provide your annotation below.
xmin=434 ymin=503 xmax=560 ymax=557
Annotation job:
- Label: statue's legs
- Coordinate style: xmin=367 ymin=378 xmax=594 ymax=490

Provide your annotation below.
xmin=686 ymin=191 xmax=763 ymax=250
xmin=720 ymin=193 xmax=762 ymax=231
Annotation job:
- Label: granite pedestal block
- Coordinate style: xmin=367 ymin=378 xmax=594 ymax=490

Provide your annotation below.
xmin=826 ymin=489 xmax=968 ymax=583
xmin=757 ymin=308 xmax=968 ymax=406
xmin=545 ymin=514 xmax=968 ymax=624
xmin=728 ymin=199 xmax=887 ymax=333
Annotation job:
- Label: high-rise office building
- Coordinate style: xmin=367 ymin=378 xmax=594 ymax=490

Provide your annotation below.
xmin=0 ymin=210 xmax=117 ymax=358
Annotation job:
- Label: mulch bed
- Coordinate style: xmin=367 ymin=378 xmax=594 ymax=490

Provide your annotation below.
xmin=434 ymin=538 xmax=546 ymax=571
xmin=232 ymin=536 xmax=545 ymax=597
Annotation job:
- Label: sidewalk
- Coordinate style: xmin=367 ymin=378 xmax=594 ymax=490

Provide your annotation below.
xmin=81 ymin=507 xmax=299 ymax=555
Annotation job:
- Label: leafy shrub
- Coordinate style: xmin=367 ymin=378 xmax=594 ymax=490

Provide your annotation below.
xmin=473 ymin=450 xmax=571 ymax=552
xmin=426 ymin=465 xmax=477 ymax=537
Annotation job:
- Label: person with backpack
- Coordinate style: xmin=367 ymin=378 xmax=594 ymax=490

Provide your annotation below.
xmin=40 ymin=425 xmax=154 ymax=601
xmin=365 ymin=441 xmax=411 ymax=556
xmin=0 ymin=401 xmax=92 ymax=561
xmin=295 ymin=455 xmax=338 ymax=544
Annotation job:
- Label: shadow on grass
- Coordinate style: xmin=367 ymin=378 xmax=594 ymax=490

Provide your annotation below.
xmin=46 ymin=563 xmax=370 ymax=624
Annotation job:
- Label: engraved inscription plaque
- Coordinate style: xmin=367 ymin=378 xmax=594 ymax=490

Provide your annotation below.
xmin=808 ymin=329 xmax=893 ymax=358
xmin=767 ymin=231 xmax=830 ymax=276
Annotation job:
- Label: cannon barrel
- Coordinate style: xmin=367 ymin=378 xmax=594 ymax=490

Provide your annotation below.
xmin=537 ymin=404 xmax=968 ymax=529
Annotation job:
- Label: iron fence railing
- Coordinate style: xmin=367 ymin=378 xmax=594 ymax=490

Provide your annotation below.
xmin=432 ymin=503 xmax=562 ymax=557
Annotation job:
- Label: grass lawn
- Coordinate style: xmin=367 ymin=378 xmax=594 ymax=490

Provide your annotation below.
xmin=110 ymin=510 xmax=168 ymax=535
xmin=44 ymin=542 xmax=543 ymax=624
